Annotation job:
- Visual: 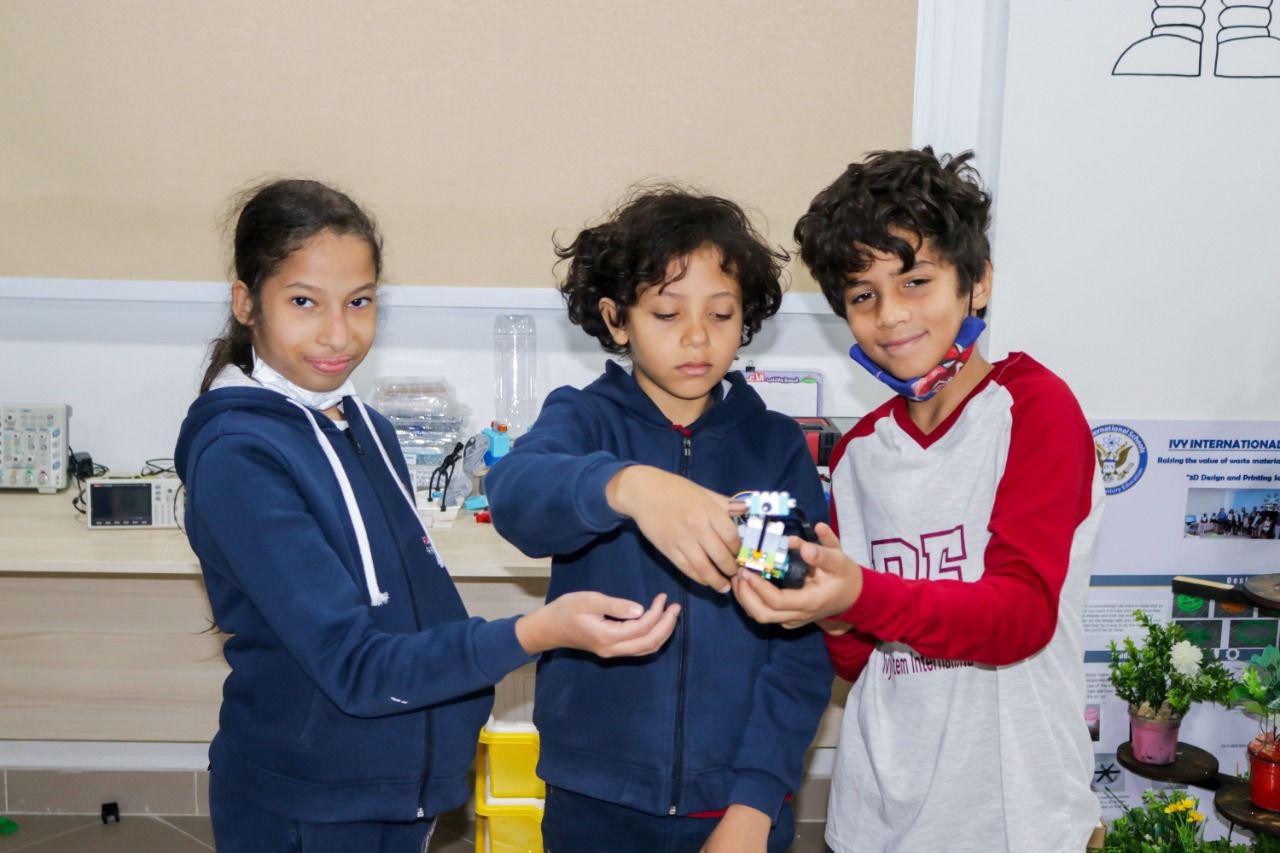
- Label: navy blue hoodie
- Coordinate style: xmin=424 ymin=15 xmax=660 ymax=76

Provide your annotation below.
xmin=174 ymin=380 xmax=532 ymax=822
xmin=486 ymin=361 xmax=834 ymax=821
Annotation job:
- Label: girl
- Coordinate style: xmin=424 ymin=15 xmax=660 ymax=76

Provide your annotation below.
xmin=175 ymin=179 xmax=679 ymax=852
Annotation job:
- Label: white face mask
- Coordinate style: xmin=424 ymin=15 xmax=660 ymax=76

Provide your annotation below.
xmin=252 ymin=352 xmax=357 ymax=412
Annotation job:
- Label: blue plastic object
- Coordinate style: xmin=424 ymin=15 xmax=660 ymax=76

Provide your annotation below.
xmin=482 ymin=426 xmax=511 ymax=466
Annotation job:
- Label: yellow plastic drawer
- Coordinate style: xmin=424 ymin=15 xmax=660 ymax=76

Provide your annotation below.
xmin=473 ymin=735 xmax=544 ymax=853
xmin=475 ymin=812 xmax=543 ymax=853
xmin=479 ymin=722 xmax=545 ymax=799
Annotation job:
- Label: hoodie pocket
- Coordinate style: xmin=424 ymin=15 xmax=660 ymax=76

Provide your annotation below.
xmin=296 ymin=692 xmax=328 ymax=750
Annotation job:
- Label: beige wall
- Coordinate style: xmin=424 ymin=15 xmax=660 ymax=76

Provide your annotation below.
xmin=0 ymin=1 xmax=915 ymax=289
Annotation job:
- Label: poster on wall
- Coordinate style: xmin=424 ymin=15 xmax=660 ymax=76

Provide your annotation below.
xmin=1086 ymin=420 xmax=1280 ymax=838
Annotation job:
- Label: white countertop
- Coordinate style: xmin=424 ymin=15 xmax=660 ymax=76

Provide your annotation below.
xmin=0 ymin=492 xmax=549 ymax=578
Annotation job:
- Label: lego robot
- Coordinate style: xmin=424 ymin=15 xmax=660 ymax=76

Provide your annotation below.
xmin=733 ymin=490 xmax=817 ymax=589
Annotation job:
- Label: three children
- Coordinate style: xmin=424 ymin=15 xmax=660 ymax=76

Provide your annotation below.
xmin=188 ymin=148 xmax=1100 ymax=851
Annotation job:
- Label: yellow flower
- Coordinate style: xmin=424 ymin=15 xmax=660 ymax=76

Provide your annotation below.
xmin=1188 ymin=810 xmax=1205 ymax=823
xmin=1164 ymin=804 xmax=1178 ymax=814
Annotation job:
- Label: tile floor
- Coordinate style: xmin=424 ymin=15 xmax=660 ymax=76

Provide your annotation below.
xmin=0 ymin=814 xmax=829 ymax=851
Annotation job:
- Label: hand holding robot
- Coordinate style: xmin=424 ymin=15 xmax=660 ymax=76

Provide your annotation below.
xmin=731 ymin=490 xmax=819 ymax=589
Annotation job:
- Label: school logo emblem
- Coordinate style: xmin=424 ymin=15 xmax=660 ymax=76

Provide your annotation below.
xmin=1092 ymin=423 xmax=1148 ymax=495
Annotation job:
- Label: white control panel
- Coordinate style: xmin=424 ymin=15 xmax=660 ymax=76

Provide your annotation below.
xmin=86 ymin=477 xmax=182 ymax=529
xmin=1 ymin=403 xmax=69 ymax=493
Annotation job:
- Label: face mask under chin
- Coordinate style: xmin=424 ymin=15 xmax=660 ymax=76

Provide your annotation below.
xmin=848 ymin=315 xmax=986 ymax=403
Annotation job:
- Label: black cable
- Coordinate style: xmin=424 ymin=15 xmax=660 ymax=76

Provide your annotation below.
xmin=172 ymin=482 xmax=186 ymax=533
xmin=428 ymin=442 xmax=465 ymax=511
xmin=67 ymin=444 xmax=107 ymax=515
xmin=63 ymin=448 xmax=182 ymax=522
xmin=141 ymin=457 xmax=176 ymax=477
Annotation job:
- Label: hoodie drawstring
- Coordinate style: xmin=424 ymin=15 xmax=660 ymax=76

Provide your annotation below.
xmin=347 ymin=397 xmax=440 ymax=559
xmin=289 ymin=400 xmax=391 ymax=607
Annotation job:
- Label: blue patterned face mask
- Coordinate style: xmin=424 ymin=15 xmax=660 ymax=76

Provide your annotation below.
xmin=849 ymin=315 xmax=987 ymax=402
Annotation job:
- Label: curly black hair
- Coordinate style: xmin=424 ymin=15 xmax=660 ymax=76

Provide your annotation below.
xmin=556 ymin=186 xmax=787 ymax=355
xmin=794 ymin=148 xmax=992 ymax=319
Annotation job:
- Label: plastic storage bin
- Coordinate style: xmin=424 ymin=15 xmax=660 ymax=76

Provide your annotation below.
xmin=480 ymin=722 xmax=544 ymax=799
xmin=474 ymin=796 xmax=542 ymax=853
xmin=474 ymin=720 xmax=544 ymax=853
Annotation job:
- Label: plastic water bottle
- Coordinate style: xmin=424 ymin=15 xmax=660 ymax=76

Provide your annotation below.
xmin=493 ymin=314 xmax=537 ymax=437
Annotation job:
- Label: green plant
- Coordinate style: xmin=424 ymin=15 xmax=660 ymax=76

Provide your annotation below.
xmin=1109 ymin=610 xmax=1236 ymax=719
xmin=1254 ymin=835 xmax=1280 ymax=853
xmin=1103 ymin=789 xmax=1244 ymax=852
xmin=1232 ymin=645 xmax=1280 ymax=751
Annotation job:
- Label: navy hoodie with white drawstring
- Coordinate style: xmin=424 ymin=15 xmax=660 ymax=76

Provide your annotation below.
xmin=486 ymin=361 xmax=835 ymax=821
xmin=174 ymin=374 xmax=533 ymax=823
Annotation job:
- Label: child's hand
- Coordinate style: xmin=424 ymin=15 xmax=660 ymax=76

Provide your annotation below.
xmin=700 ymin=804 xmax=770 ymax=853
xmin=606 ymin=465 xmax=744 ymax=593
xmin=516 ymin=592 xmax=681 ymax=657
xmin=732 ymin=522 xmax=864 ymax=629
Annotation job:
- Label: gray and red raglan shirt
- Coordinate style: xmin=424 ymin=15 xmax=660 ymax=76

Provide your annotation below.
xmin=823 ymin=352 xmax=1104 ymax=853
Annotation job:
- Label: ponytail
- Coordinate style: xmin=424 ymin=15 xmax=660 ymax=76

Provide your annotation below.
xmin=199 ymin=315 xmax=255 ymax=394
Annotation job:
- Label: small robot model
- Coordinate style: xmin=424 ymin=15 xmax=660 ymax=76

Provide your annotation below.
xmin=733 ymin=490 xmax=817 ymax=589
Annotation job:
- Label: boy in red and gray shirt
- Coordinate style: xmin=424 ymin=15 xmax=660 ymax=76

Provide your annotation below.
xmin=733 ymin=148 xmax=1104 ymax=852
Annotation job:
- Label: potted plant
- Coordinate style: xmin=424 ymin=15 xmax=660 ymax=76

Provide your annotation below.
xmin=1099 ymin=787 xmax=1280 ymax=851
xmin=1102 ymin=789 xmax=1214 ymax=852
xmin=1109 ymin=610 xmax=1235 ymax=764
xmin=1232 ymin=645 xmax=1280 ymax=811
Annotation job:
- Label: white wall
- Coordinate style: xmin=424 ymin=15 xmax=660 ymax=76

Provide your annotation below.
xmin=989 ymin=0 xmax=1280 ymax=421
xmin=0 ymin=282 xmax=885 ymax=473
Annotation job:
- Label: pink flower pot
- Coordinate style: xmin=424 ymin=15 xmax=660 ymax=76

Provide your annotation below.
xmin=1129 ymin=712 xmax=1181 ymax=765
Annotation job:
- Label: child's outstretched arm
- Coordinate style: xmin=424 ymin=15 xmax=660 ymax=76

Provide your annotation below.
xmin=488 ymin=387 xmax=743 ymax=591
xmin=734 ymin=388 xmax=1097 ymax=667
xmin=516 ymin=590 xmax=681 ymax=658
xmin=486 ymin=388 xmax=632 ymax=557
xmin=604 ymin=465 xmax=743 ymax=592
xmin=813 ymin=482 xmax=875 ymax=683
xmin=194 ymin=434 xmax=679 ymax=718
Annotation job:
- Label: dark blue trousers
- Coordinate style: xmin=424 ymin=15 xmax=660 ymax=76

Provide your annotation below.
xmin=541 ymin=785 xmax=796 ymax=853
xmin=209 ymin=773 xmax=435 ymax=852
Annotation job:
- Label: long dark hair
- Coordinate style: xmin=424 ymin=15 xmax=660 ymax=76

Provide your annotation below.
xmin=200 ymin=179 xmax=384 ymax=393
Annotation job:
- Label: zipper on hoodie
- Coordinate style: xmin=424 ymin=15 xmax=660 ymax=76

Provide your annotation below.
xmin=394 ymin=471 xmax=434 ymax=821
xmin=403 ymin=538 xmax=434 ymax=820
xmin=348 ymin=416 xmax=431 ymax=819
xmin=668 ymin=426 xmax=694 ymax=815
xmin=344 ymin=427 xmax=364 ymax=455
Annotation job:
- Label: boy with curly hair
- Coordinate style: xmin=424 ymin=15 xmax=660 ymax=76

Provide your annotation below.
xmin=487 ymin=187 xmax=833 ymax=852
xmin=734 ymin=149 xmax=1105 ymax=851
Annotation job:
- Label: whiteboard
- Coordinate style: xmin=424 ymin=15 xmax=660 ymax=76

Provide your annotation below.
xmin=991 ymin=1 xmax=1280 ymax=422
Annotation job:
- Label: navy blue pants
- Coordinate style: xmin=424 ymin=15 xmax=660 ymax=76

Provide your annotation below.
xmin=209 ymin=773 xmax=435 ymax=852
xmin=541 ymin=786 xmax=796 ymax=853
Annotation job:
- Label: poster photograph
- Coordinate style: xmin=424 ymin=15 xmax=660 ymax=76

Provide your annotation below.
xmin=1086 ymin=420 xmax=1280 ymax=839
